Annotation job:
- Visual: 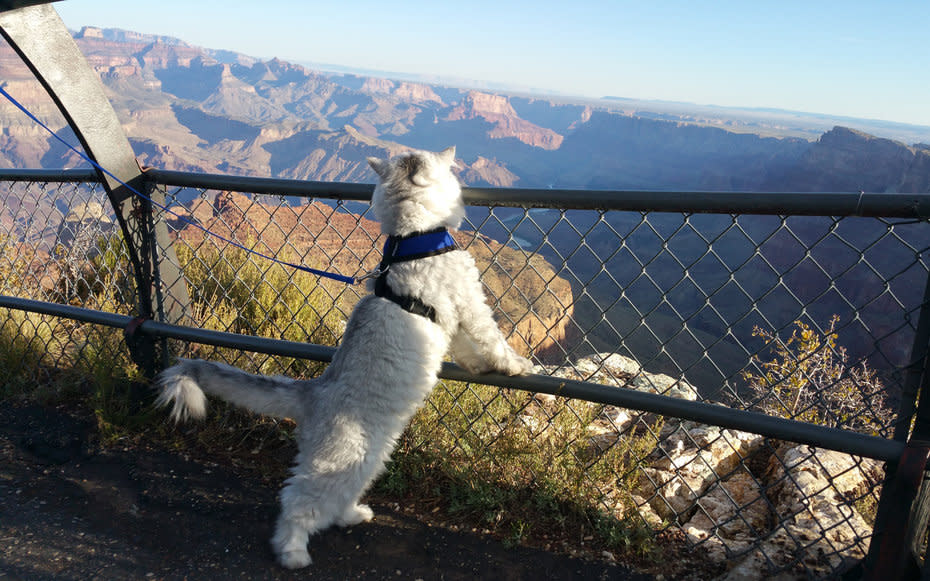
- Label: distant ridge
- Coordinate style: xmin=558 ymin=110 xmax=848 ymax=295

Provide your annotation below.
xmin=57 ymin=26 xmax=930 ymax=145
xmin=74 ymin=26 xmax=191 ymax=47
xmin=0 ymin=25 xmax=928 ymax=194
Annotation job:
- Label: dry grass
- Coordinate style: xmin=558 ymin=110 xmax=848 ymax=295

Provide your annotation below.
xmin=1 ymin=233 xmax=665 ymax=563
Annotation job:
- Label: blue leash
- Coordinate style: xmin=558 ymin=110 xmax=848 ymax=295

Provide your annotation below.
xmin=0 ymin=84 xmax=358 ymax=285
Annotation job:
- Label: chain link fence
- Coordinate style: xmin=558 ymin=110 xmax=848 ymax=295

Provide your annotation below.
xmin=3 ymin=171 xmax=929 ymax=578
xmin=0 ymin=174 xmax=137 ymax=387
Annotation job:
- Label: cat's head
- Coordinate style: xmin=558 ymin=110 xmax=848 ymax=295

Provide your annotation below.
xmin=366 ymin=146 xmax=464 ymax=236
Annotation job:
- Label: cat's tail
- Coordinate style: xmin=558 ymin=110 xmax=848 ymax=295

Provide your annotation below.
xmin=155 ymin=359 xmax=303 ymax=422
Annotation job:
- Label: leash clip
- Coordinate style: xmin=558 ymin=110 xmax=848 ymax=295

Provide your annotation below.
xmin=354 ymin=265 xmax=387 ymax=284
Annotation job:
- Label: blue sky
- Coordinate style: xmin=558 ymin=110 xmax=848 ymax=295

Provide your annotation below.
xmin=55 ymin=0 xmax=930 ymax=127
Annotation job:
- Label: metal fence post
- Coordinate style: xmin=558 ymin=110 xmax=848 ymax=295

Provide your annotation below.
xmin=862 ymin=270 xmax=930 ymax=579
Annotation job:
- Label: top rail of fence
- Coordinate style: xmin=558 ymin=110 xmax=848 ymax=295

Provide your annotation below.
xmin=3 ymin=167 xmax=930 ymax=218
xmin=0 ymin=168 xmax=98 ymax=182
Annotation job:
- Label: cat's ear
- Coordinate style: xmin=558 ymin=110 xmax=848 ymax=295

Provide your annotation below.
xmin=438 ymin=146 xmax=456 ymax=167
xmin=367 ymin=157 xmax=389 ymax=180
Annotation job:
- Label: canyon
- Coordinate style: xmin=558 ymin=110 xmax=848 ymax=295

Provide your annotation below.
xmin=1 ymin=26 xmax=928 ymax=393
xmin=3 ymin=26 xmax=929 ymax=193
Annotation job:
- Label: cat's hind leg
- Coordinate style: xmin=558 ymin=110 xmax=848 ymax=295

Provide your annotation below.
xmin=272 ymin=514 xmax=314 ymax=569
xmin=271 ymin=475 xmax=338 ymax=569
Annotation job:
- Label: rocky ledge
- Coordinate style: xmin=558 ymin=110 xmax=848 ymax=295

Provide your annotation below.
xmin=537 ymin=353 xmax=882 ymax=579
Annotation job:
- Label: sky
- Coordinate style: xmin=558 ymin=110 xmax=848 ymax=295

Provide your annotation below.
xmin=54 ymin=0 xmax=930 ymax=127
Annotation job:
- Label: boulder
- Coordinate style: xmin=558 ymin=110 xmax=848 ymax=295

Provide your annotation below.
xmin=718 ymin=446 xmax=883 ymax=579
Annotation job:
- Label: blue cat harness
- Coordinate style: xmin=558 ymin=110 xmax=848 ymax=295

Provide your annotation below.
xmin=373 ymin=227 xmax=458 ymax=323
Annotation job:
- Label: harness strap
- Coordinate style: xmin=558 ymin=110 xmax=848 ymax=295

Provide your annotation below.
xmin=374 ymin=227 xmax=458 ymax=322
xmin=374 ymin=275 xmax=437 ymax=322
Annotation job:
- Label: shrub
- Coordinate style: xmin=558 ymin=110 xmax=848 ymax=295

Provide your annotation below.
xmin=742 ymin=316 xmax=893 ymax=436
xmin=173 ymin=238 xmax=347 ymax=377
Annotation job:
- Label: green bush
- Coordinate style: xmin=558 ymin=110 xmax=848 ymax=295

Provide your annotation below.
xmin=382 ymin=379 xmax=661 ymax=557
xmin=174 ymin=239 xmax=345 ymax=377
xmin=742 ymin=315 xmax=892 ymax=436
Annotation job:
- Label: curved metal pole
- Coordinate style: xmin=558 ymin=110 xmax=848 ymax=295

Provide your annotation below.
xmin=0 ymin=4 xmax=141 ymax=195
xmin=0 ymin=3 xmax=190 ymax=371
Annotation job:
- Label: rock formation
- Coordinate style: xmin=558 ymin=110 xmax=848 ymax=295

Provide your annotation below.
xmin=447 ymin=91 xmax=564 ymax=150
xmin=3 ymin=28 xmax=930 ymax=194
xmin=765 ymin=126 xmax=930 ymax=193
xmin=539 ymin=353 xmax=883 ymax=579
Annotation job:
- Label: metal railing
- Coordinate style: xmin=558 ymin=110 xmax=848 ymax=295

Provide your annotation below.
xmin=2 ymin=167 xmax=929 ymax=579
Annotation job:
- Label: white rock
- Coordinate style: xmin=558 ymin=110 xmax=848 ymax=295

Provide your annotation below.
xmin=718 ymin=445 xmax=882 ymax=579
xmin=683 ymin=471 xmax=769 ymax=561
xmin=640 ymin=428 xmax=764 ymax=519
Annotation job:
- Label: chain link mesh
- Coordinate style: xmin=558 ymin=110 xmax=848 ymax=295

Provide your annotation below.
xmin=1 ymin=178 xmax=136 ymax=383
xmin=3 ymin=176 xmax=929 ymax=577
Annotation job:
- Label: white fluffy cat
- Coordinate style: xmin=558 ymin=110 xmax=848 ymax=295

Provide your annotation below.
xmin=156 ymin=146 xmax=533 ymax=569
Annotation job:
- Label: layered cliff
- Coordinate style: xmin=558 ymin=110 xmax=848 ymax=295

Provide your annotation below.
xmin=764 ymin=126 xmax=930 ymax=192
xmin=447 ymin=91 xmax=564 ymax=150
xmin=3 ymin=28 xmax=929 ymax=195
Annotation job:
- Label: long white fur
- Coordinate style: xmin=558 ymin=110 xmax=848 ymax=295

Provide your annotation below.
xmin=156 ymin=146 xmax=533 ymax=569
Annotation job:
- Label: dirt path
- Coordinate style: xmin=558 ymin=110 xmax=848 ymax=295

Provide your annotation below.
xmin=0 ymin=402 xmax=651 ymax=580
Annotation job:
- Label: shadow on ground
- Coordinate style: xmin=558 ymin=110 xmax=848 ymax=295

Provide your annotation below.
xmin=0 ymin=401 xmax=651 ymax=580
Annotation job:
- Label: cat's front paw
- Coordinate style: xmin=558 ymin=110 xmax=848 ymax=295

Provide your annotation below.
xmin=454 ymin=352 xmax=494 ymax=375
xmin=500 ymin=355 xmax=534 ymax=376
xmin=339 ymin=503 xmax=374 ymax=526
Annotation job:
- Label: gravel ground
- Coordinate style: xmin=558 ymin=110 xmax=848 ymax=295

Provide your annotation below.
xmin=0 ymin=401 xmax=654 ymax=580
